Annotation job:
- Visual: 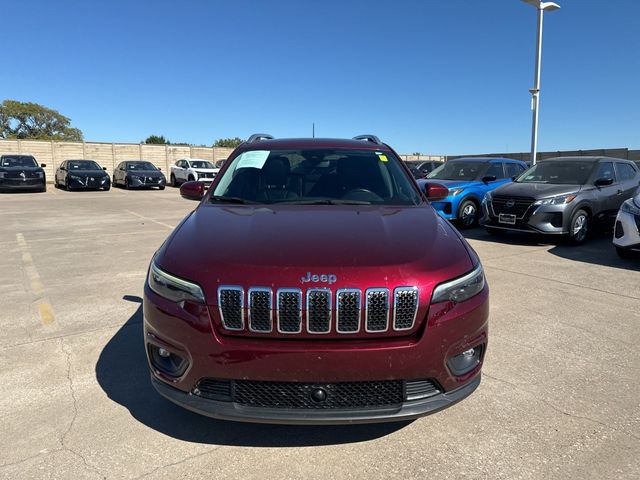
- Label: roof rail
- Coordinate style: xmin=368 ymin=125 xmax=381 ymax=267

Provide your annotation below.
xmin=352 ymin=134 xmax=382 ymax=145
xmin=246 ymin=133 xmax=274 ymax=143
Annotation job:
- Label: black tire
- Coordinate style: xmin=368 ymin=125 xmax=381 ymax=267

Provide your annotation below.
xmin=567 ymin=209 xmax=589 ymax=245
xmin=159 ymin=185 xmax=165 ymax=190
xmin=39 ymin=184 xmax=47 ymax=193
xmin=616 ymin=246 xmax=635 ymax=259
xmin=457 ymin=199 xmax=480 ymax=229
xmin=485 ymin=226 xmax=505 ymax=236
xmin=188 ymin=175 xmax=195 ymax=182
xmin=170 ymin=174 xmax=177 ymax=187
xmin=104 ymin=185 xmax=111 ymax=191
xmin=125 ymin=178 xmax=130 ymax=190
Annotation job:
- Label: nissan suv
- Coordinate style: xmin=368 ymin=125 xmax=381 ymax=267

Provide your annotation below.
xmin=144 ymin=134 xmax=489 ymax=424
xmin=482 ymin=156 xmax=640 ymax=244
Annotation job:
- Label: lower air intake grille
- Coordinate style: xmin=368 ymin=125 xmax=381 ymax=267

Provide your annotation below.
xmin=232 ymin=380 xmax=404 ymax=409
xmin=405 ymin=379 xmax=441 ymax=400
xmin=195 ymin=379 xmax=232 ymax=401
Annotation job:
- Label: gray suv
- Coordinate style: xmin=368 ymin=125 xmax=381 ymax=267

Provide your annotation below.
xmin=481 ymin=157 xmax=640 ymax=244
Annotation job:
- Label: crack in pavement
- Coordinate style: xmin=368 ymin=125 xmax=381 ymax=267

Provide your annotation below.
xmin=483 ymin=372 xmax=640 ymax=442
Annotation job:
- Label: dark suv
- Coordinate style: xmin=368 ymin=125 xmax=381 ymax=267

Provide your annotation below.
xmin=0 ymin=154 xmax=47 ymax=192
xmin=143 ymin=134 xmax=489 ymax=424
xmin=482 ymin=156 xmax=640 ymax=244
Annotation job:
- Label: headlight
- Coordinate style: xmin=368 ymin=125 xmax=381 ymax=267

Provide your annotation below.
xmin=147 ymin=262 xmax=205 ymax=304
xmin=533 ymin=194 xmax=576 ymax=206
xmin=431 ymin=263 xmax=485 ymax=304
xmin=37 ymin=171 xmax=44 ymax=178
xmin=0 ymin=172 xmax=5 ymax=179
xmin=130 ymin=175 xmax=141 ymax=181
xmin=621 ymin=199 xmax=640 ymax=216
xmin=482 ymin=191 xmax=492 ymax=205
xmin=450 ymin=188 xmax=464 ymax=196
xmin=68 ymin=174 xmax=80 ymax=180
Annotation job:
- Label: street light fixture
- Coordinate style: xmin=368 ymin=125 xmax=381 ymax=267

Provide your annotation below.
xmin=521 ymin=0 xmax=560 ymax=165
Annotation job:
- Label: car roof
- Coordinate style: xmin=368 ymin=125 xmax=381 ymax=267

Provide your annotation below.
xmin=450 ymin=157 xmax=523 ymax=163
xmin=238 ymin=137 xmax=393 ymax=152
xmin=179 ymin=158 xmax=210 ymax=162
xmin=541 ymin=156 xmax=632 ymax=163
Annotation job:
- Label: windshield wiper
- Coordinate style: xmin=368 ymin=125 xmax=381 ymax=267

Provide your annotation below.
xmin=209 ymin=195 xmax=257 ymax=204
xmin=274 ymin=199 xmax=372 ymax=205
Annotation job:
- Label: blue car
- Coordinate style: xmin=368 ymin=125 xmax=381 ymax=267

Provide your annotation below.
xmin=418 ymin=157 xmax=528 ymax=228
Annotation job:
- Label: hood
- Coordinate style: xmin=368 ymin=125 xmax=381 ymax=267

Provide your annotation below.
xmin=0 ymin=165 xmax=43 ymax=172
xmin=129 ymin=170 xmax=164 ymax=176
xmin=421 ymin=179 xmax=484 ymax=190
xmin=492 ymin=182 xmax=583 ymax=198
xmin=157 ymin=204 xmax=475 ymax=303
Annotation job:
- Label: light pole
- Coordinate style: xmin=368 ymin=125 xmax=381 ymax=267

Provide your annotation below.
xmin=521 ymin=0 xmax=560 ymax=165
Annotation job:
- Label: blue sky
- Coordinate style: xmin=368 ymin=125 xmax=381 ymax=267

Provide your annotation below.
xmin=3 ymin=0 xmax=639 ymax=154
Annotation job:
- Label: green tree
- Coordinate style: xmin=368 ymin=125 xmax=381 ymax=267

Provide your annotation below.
xmin=0 ymin=100 xmax=83 ymax=141
xmin=213 ymin=137 xmax=243 ymax=148
xmin=144 ymin=134 xmax=169 ymax=144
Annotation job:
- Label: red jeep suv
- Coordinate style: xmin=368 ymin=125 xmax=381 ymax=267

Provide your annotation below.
xmin=144 ymin=134 xmax=489 ymax=424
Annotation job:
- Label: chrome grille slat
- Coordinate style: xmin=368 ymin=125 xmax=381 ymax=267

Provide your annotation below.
xmin=218 ymin=286 xmax=244 ymax=331
xmin=336 ymin=289 xmax=361 ymax=333
xmin=393 ymin=287 xmax=419 ymax=331
xmin=365 ymin=288 xmax=389 ymax=332
xmin=248 ymin=287 xmax=272 ymax=333
xmin=306 ymin=289 xmax=331 ymax=334
xmin=277 ymin=288 xmax=302 ymax=333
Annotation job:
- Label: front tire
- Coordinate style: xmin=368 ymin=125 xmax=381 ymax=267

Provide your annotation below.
xmin=567 ymin=209 xmax=589 ymax=245
xmin=159 ymin=185 xmax=165 ymax=190
xmin=616 ymin=246 xmax=635 ymax=259
xmin=170 ymin=174 xmax=178 ymax=187
xmin=457 ymin=199 xmax=479 ymax=229
xmin=125 ymin=178 xmax=131 ymax=190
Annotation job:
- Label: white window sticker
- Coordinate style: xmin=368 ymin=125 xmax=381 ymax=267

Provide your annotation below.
xmin=236 ymin=150 xmax=270 ymax=170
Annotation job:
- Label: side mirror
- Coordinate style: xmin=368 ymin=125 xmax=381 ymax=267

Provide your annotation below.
xmin=158 ymin=167 xmax=162 ymax=171
xmin=180 ymin=181 xmax=206 ymax=200
xmin=40 ymin=163 xmax=47 ymax=168
xmin=60 ymin=166 xmax=66 ymax=171
xmin=103 ymin=167 xmax=107 ymax=171
xmin=595 ymin=177 xmax=614 ymax=186
xmin=422 ymin=182 xmax=449 ymax=202
xmin=482 ymin=175 xmax=497 ymax=183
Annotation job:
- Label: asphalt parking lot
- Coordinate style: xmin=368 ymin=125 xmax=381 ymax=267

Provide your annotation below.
xmin=1 ymin=188 xmax=639 ymax=480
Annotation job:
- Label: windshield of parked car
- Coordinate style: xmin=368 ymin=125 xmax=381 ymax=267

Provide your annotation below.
xmin=190 ymin=161 xmax=214 ymax=169
xmin=68 ymin=160 xmax=102 ymax=170
xmin=516 ymin=161 xmax=595 ymax=185
xmin=211 ymin=148 xmax=422 ymax=205
xmin=427 ymin=161 xmax=487 ymax=181
xmin=127 ymin=162 xmax=158 ymax=171
xmin=1 ymin=156 xmax=38 ymax=168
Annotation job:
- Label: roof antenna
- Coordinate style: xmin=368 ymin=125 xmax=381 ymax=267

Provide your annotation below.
xmin=312 ymin=122 xmax=315 ymax=138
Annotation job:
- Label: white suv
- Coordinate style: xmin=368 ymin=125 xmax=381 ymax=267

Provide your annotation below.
xmin=170 ymin=158 xmax=218 ymax=187
xmin=613 ymin=190 xmax=640 ymax=258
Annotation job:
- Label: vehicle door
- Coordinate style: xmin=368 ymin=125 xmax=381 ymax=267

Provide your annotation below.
xmin=56 ymin=161 xmax=66 ymax=184
xmin=115 ymin=163 xmax=125 ymax=184
xmin=178 ymin=160 xmax=189 ymax=181
xmin=615 ymin=162 xmax=639 ymax=202
xmin=172 ymin=160 xmax=182 ymax=181
xmin=591 ymin=161 xmax=619 ymax=217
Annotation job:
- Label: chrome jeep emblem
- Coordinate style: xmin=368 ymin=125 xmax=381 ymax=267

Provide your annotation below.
xmin=506 ymin=199 xmax=515 ymax=208
xmin=300 ymin=272 xmax=337 ymax=285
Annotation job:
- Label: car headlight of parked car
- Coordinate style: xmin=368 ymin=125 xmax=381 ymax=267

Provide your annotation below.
xmin=449 ymin=188 xmax=465 ymax=196
xmin=0 ymin=172 xmax=5 ymax=179
xmin=130 ymin=175 xmax=141 ymax=181
xmin=37 ymin=171 xmax=44 ymax=178
xmin=431 ymin=263 xmax=485 ymax=304
xmin=620 ymin=198 xmax=640 ymax=216
xmin=533 ymin=194 xmax=576 ymax=206
xmin=148 ymin=262 xmax=205 ymax=304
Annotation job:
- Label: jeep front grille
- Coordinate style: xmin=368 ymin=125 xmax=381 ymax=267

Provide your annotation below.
xmin=217 ymin=285 xmax=420 ymax=336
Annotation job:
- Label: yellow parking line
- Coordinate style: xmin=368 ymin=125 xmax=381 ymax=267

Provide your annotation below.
xmin=126 ymin=210 xmax=175 ymax=230
xmin=16 ymin=233 xmax=55 ymax=326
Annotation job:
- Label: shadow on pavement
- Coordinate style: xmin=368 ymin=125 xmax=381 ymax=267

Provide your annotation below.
xmin=462 ymin=227 xmax=640 ymax=272
xmin=96 ymin=296 xmax=409 ymax=446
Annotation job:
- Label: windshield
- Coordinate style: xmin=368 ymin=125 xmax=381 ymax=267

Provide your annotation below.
xmin=68 ymin=160 xmax=101 ymax=170
xmin=211 ymin=148 xmax=422 ymax=205
xmin=427 ymin=161 xmax=487 ymax=181
xmin=1 ymin=155 xmax=37 ymax=168
xmin=516 ymin=161 xmax=595 ymax=185
xmin=127 ymin=162 xmax=158 ymax=171
xmin=191 ymin=161 xmax=214 ymax=169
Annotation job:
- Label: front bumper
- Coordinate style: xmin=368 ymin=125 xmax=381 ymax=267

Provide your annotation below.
xmin=481 ymin=200 xmax=569 ymax=235
xmin=613 ymin=209 xmax=640 ymax=250
xmin=430 ymin=199 xmax=456 ymax=219
xmin=0 ymin=178 xmax=45 ymax=191
xmin=129 ymin=177 xmax=166 ymax=188
xmin=67 ymin=176 xmax=110 ymax=189
xmin=151 ymin=374 xmax=481 ymax=425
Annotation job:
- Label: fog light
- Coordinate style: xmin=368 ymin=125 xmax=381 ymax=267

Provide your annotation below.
xmin=447 ymin=345 xmax=483 ymax=376
xmin=148 ymin=344 xmax=189 ymax=377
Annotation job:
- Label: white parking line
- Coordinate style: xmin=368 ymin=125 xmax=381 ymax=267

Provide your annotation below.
xmin=126 ymin=210 xmax=175 ymax=230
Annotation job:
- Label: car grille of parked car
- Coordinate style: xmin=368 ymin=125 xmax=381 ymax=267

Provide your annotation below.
xmin=197 ymin=172 xmax=214 ymax=179
xmin=218 ymin=286 xmax=419 ymax=335
xmin=491 ymin=196 xmax=536 ymax=219
xmin=193 ymin=378 xmax=442 ymax=409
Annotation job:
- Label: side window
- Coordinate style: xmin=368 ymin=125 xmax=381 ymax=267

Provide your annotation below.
xmin=485 ymin=163 xmax=505 ymax=179
xmin=617 ymin=162 xmax=636 ymax=181
xmin=504 ymin=163 xmax=522 ymax=178
xmin=594 ymin=162 xmax=616 ymax=183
